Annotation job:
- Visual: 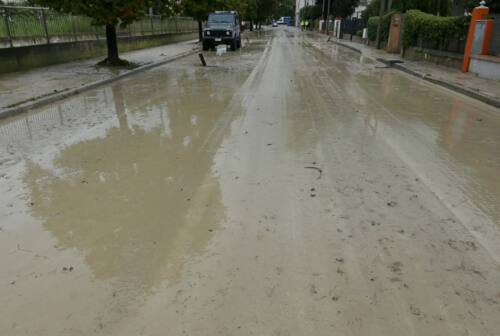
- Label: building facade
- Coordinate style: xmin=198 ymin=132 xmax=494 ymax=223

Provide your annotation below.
xmin=295 ymin=0 xmax=315 ymax=26
xmin=351 ymin=0 xmax=371 ymax=19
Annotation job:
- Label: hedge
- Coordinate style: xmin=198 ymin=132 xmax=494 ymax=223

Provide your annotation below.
xmin=367 ymin=11 xmax=394 ymax=42
xmin=402 ymin=10 xmax=469 ymax=49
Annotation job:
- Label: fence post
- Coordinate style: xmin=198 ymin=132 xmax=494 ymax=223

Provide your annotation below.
xmin=70 ymin=15 xmax=77 ymax=41
xmin=2 ymin=8 xmax=13 ymax=48
xmin=399 ymin=14 xmax=405 ymax=57
xmin=150 ymin=15 xmax=154 ymax=35
xmin=174 ymin=18 xmax=178 ymax=33
xmin=40 ymin=8 xmax=50 ymax=44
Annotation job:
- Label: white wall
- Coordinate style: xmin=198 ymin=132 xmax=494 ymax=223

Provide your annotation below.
xmin=295 ymin=0 xmax=315 ymax=26
xmin=470 ymin=57 xmax=500 ymax=80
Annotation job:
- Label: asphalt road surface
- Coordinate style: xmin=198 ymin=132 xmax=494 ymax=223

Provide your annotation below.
xmin=1 ymin=28 xmax=500 ymax=336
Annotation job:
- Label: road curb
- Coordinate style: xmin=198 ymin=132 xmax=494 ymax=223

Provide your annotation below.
xmin=375 ymin=58 xmax=500 ymax=109
xmin=0 ymin=48 xmax=199 ymax=120
xmin=329 ymin=39 xmax=363 ymax=55
xmin=326 ymin=39 xmax=500 ymax=109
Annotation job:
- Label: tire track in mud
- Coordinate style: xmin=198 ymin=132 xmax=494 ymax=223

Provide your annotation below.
xmin=285 ymin=30 xmax=500 ymax=335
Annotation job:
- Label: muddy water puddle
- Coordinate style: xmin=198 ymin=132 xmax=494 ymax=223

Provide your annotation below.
xmin=0 ymin=39 xmax=267 ymax=335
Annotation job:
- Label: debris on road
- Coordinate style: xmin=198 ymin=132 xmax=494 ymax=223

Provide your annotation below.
xmin=304 ymin=166 xmax=323 ymax=180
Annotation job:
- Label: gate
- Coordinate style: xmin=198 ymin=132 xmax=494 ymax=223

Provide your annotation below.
xmin=339 ymin=18 xmax=366 ymax=40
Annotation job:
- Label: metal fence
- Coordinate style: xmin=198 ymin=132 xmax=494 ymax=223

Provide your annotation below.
xmin=340 ymin=18 xmax=367 ymax=40
xmin=0 ymin=6 xmax=197 ymax=48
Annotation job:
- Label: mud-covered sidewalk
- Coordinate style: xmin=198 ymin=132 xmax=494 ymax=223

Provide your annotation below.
xmin=0 ymin=39 xmax=198 ymax=114
xmin=321 ymin=36 xmax=500 ymax=108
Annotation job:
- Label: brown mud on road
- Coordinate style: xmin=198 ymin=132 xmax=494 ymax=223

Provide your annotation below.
xmin=1 ymin=28 xmax=500 ymax=335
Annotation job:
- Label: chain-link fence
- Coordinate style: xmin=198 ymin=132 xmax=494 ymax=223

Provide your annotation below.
xmin=0 ymin=6 xmax=197 ymax=48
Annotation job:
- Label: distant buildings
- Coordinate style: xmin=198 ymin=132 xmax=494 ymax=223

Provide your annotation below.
xmin=294 ymin=0 xmax=372 ymax=24
xmin=295 ymin=0 xmax=315 ymax=26
xmin=351 ymin=0 xmax=371 ymax=19
xmin=294 ymin=0 xmax=372 ymax=25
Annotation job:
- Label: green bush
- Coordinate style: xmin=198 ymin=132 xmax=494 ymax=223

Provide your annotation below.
xmin=402 ymin=10 xmax=469 ymax=49
xmin=367 ymin=11 xmax=394 ymax=42
xmin=299 ymin=5 xmax=321 ymax=21
xmin=363 ymin=0 xmax=452 ymax=19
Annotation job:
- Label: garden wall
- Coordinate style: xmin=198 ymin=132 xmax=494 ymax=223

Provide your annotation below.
xmin=0 ymin=31 xmax=196 ymax=74
xmin=403 ymin=47 xmax=464 ymax=69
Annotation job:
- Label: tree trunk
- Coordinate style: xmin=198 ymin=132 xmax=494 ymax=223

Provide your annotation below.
xmin=105 ymin=24 xmax=120 ymax=64
xmin=452 ymin=0 xmax=465 ymax=16
xmin=375 ymin=0 xmax=386 ymax=49
xmin=322 ymin=0 xmax=327 ymax=32
xmin=322 ymin=0 xmax=327 ymax=21
xmin=326 ymin=0 xmax=331 ymax=35
xmin=198 ymin=20 xmax=203 ymax=42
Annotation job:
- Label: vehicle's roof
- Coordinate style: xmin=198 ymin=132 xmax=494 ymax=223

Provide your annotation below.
xmin=212 ymin=11 xmax=237 ymax=15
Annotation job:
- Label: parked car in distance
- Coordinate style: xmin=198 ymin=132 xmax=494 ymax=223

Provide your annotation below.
xmin=203 ymin=11 xmax=241 ymax=51
xmin=272 ymin=20 xmax=278 ymax=27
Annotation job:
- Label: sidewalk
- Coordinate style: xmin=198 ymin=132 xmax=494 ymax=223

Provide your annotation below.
xmin=0 ymin=39 xmax=199 ymax=115
xmin=326 ymin=37 xmax=500 ymax=108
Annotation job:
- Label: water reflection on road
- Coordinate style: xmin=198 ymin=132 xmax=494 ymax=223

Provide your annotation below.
xmin=0 ymin=45 xmax=263 ymax=334
xmin=307 ymin=38 xmax=500 ymax=228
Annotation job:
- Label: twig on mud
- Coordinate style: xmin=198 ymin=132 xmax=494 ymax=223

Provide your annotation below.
xmin=305 ymin=166 xmax=323 ymax=180
xmin=15 ymin=244 xmax=48 ymax=259
xmin=17 ymin=243 xmax=35 ymax=253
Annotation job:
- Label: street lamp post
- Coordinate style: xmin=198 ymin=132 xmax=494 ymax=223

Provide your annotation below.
xmin=375 ymin=0 xmax=386 ymax=49
xmin=322 ymin=0 xmax=327 ymax=32
xmin=326 ymin=0 xmax=331 ymax=35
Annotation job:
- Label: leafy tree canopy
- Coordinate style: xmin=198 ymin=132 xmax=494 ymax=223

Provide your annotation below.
xmin=34 ymin=0 xmax=177 ymax=65
xmin=34 ymin=0 xmax=177 ymax=26
xmin=363 ymin=0 xmax=453 ymax=19
xmin=466 ymin=0 xmax=499 ymax=12
xmin=182 ymin=0 xmax=277 ymax=22
xmin=317 ymin=0 xmax=360 ymax=18
xmin=275 ymin=0 xmax=295 ymax=18
xmin=300 ymin=5 xmax=322 ymax=20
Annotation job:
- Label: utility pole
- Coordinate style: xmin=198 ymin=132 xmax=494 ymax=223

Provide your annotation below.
xmin=322 ymin=0 xmax=327 ymax=32
xmin=375 ymin=0 xmax=386 ymax=49
xmin=326 ymin=0 xmax=331 ymax=35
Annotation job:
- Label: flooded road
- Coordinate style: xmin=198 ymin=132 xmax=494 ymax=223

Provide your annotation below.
xmin=1 ymin=28 xmax=500 ymax=335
